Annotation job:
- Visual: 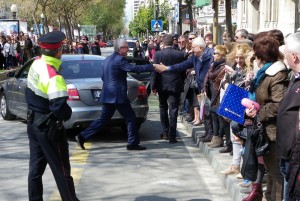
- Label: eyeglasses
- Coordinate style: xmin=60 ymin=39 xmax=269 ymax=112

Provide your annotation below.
xmin=213 ymin=52 xmax=220 ymax=55
xmin=178 ymin=41 xmax=184 ymax=44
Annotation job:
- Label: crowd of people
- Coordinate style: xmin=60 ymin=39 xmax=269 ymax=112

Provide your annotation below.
xmin=2 ymin=28 xmax=299 ymax=201
xmin=0 ymin=31 xmax=38 ymax=70
xmin=0 ymin=32 xmax=106 ymax=70
xmin=142 ymin=29 xmax=299 ymax=201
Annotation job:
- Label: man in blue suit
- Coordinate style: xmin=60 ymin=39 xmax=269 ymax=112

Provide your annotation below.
xmin=75 ymin=38 xmax=162 ymax=150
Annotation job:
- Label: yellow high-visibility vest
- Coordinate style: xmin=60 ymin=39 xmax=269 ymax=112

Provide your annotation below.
xmin=27 ymin=55 xmax=68 ymax=100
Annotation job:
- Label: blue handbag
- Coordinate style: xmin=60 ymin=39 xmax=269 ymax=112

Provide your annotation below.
xmin=217 ymin=84 xmax=248 ymax=124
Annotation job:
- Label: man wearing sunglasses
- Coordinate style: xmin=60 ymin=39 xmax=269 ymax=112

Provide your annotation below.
xmin=77 ymin=35 xmax=89 ymax=54
xmin=178 ymin=35 xmax=189 ymax=58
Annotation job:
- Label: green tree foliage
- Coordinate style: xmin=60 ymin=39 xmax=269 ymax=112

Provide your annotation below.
xmin=83 ymin=0 xmax=125 ymax=41
xmin=128 ymin=2 xmax=171 ymax=38
xmin=4 ymin=0 xmax=124 ymax=41
xmin=129 ymin=5 xmax=153 ymax=37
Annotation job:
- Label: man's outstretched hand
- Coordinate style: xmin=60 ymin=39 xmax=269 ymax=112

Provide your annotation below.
xmin=153 ymin=63 xmax=168 ymax=73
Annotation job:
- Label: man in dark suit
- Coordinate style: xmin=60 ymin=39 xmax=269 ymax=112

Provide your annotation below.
xmin=151 ymin=34 xmax=186 ymax=143
xmin=155 ymin=37 xmax=214 ymax=142
xmin=75 ymin=38 xmax=163 ymax=151
xmin=155 ymin=36 xmax=214 ymax=97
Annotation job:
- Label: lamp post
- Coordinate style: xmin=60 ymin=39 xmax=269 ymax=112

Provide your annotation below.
xmin=40 ymin=13 xmax=45 ymax=35
xmin=10 ymin=4 xmax=17 ymax=19
xmin=154 ymin=0 xmax=159 ymax=20
xmin=78 ymin=24 xmax=80 ymax=41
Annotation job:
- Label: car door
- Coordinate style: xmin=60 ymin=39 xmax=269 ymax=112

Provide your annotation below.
xmin=10 ymin=61 xmax=32 ymax=119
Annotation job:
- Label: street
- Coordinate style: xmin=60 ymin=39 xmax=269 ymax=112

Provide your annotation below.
xmin=0 ymin=93 xmax=232 ymax=201
xmin=100 ymin=47 xmax=114 ymax=57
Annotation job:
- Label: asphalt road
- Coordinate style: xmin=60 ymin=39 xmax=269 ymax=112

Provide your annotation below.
xmin=0 ymin=96 xmax=233 ymax=201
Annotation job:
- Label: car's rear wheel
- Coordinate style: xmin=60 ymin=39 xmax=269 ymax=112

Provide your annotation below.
xmin=0 ymin=94 xmax=16 ymax=120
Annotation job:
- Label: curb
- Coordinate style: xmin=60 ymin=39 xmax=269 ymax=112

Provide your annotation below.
xmin=179 ymin=116 xmax=247 ymax=201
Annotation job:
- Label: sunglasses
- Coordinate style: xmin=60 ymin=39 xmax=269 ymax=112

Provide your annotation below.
xmin=189 ymin=38 xmax=195 ymax=40
xmin=213 ymin=52 xmax=220 ymax=55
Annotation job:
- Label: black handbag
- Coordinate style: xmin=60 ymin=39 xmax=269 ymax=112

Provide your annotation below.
xmin=241 ymin=125 xmax=258 ymax=181
xmin=251 ymin=116 xmax=270 ymax=156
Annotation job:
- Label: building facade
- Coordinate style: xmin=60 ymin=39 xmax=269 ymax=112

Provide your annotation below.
xmin=236 ymin=0 xmax=300 ymax=36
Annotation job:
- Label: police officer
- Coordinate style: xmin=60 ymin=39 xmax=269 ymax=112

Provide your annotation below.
xmin=91 ymin=35 xmax=101 ymax=55
xmin=77 ymin=35 xmax=89 ymax=54
xmin=26 ymin=31 xmax=80 ymax=201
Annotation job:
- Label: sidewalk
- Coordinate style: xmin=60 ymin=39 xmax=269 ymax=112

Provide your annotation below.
xmin=179 ymin=116 xmax=247 ymax=201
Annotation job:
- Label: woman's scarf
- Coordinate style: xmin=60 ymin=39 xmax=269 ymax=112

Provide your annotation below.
xmin=248 ymin=62 xmax=273 ymax=100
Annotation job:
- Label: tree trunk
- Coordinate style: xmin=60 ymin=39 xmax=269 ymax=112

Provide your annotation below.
xmin=64 ymin=16 xmax=73 ymax=41
xmin=212 ymin=0 xmax=219 ymax=44
xmin=32 ymin=14 xmax=41 ymax=38
xmin=178 ymin=0 xmax=182 ymax=35
xmin=225 ymin=0 xmax=233 ymax=42
xmin=188 ymin=2 xmax=193 ymax=32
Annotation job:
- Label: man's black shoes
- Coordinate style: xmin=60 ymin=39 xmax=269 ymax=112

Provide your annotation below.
xmin=127 ymin=144 xmax=147 ymax=150
xmin=75 ymin=135 xmax=85 ymax=150
xmin=169 ymin=138 xmax=178 ymax=144
xmin=219 ymin=146 xmax=232 ymax=153
xmin=160 ymin=133 xmax=169 ymax=140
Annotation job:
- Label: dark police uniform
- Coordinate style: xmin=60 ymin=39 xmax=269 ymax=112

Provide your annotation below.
xmin=25 ymin=31 xmax=80 ymax=201
xmin=91 ymin=36 xmax=101 ymax=55
xmin=77 ymin=36 xmax=89 ymax=54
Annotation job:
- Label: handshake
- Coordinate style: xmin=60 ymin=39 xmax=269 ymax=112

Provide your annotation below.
xmin=153 ymin=63 xmax=169 ymax=73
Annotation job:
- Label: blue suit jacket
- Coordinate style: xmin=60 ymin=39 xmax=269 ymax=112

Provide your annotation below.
xmin=170 ymin=47 xmax=214 ymax=92
xmin=100 ymin=52 xmax=154 ymax=104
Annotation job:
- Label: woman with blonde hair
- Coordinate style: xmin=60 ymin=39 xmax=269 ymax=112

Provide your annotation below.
xmin=220 ymin=44 xmax=254 ymax=177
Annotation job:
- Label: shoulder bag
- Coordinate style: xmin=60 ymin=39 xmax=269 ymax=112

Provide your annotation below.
xmin=251 ymin=116 xmax=270 ymax=157
xmin=189 ymin=75 xmax=198 ymax=89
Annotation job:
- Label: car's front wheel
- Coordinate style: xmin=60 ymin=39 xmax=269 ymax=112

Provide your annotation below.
xmin=0 ymin=94 xmax=16 ymax=120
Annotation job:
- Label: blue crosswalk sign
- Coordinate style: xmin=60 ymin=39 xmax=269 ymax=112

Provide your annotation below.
xmin=151 ymin=20 xmax=163 ymax=32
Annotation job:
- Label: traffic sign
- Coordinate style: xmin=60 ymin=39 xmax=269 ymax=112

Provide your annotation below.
xmin=151 ymin=20 xmax=163 ymax=32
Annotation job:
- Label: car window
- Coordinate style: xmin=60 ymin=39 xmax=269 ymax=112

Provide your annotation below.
xmin=60 ymin=60 xmax=103 ymax=79
xmin=17 ymin=60 xmax=34 ymax=79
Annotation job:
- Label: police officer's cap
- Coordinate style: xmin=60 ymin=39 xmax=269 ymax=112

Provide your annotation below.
xmin=38 ymin=31 xmax=66 ymax=50
xmin=173 ymin=34 xmax=179 ymax=40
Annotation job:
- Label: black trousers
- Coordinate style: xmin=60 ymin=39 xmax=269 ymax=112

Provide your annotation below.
xmin=27 ymin=113 xmax=79 ymax=201
xmin=211 ymin=111 xmax=232 ymax=147
xmin=158 ymin=91 xmax=181 ymax=139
